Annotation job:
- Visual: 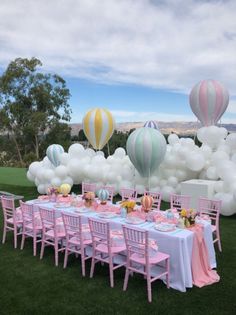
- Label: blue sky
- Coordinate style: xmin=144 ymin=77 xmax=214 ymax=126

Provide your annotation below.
xmin=0 ymin=0 xmax=236 ymax=123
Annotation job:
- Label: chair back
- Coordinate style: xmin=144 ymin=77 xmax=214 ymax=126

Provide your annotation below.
xmin=121 ymin=188 xmax=137 ymax=201
xmin=122 ymin=225 xmax=149 ymax=264
xmin=170 ymin=194 xmax=191 ymax=211
xmin=89 ymin=218 xmax=110 ymax=246
xmin=144 ymin=190 xmax=162 ymax=211
xmin=20 ymin=201 xmax=34 ymax=226
xmin=82 ymin=182 xmax=97 ymax=195
xmin=62 ymin=212 xmax=82 ymax=239
xmin=39 ymin=207 xmax=57 ymax=234
xmin=1 ymin=196 xmax=16 ymax=223
xmin=102 ymin=185 xmax=114 ymax=202
xmin=198 ymin=197 xmax=221 ymax=227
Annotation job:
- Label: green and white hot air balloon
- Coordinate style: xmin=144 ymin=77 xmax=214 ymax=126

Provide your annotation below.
xmin=46 ymin=144 xmax=64 ymax=167
xmin=126 ymin=127 xmax=166 ymax=177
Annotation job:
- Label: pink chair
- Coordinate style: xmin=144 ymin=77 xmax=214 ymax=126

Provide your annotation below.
xmin=122 ymin=225 xmax=170 ymax=303
xmin=89 ymin=218 xmax=126 ymax=287
xmin=82 ymin=182 xmax=97 ymax=195
xmin=62 ymin=212 xmax=92 ymax=276
xmin=20 ymin=201 xmax=42 ymax=256
xmin=1 ymin=196 xmax=22 ymax=248
xmin=102 ymin=185 xmax=114 ymax=202
xmin=121 ymin=188 xmax=137 ymax=201
xmin=39 ymin=207 xmax=65 ymax=266
xmin=144 ymin=190 xmax=162 ymax=211
xmin=198 ymin=197 xmax=222 ymax=252
xmin=170 ymin=194 xmax=191 ymax=211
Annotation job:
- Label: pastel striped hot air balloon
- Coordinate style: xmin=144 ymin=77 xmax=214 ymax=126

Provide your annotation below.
xmin=97 ymin=188 xmax=109 ymax=204
xmin=83 ymin=108 xmax=115 ymax=150
xmin=46 ymin=144 xmax=64 ymax=167
xmin=126 ymin=127 xmax=167 ymax=178
xmin=189 ymin=80 xmax=229 ymax=126
xmin=144 ymin=120 xmax=159 ymax=130
xmin=141 ymin=195 xmax=153 ymax=211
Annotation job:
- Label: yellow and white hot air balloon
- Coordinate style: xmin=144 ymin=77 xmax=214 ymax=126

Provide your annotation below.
xmin=82 ymin=108 xmax=115 ymax=150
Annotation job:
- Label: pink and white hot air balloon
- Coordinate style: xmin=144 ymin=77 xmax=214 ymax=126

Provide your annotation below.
xmin=189 ymin=80 xmax=229 ymax=126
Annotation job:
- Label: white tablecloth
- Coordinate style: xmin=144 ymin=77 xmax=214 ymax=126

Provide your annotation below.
xmin=28 ymin=200 xmax=217 ymax=292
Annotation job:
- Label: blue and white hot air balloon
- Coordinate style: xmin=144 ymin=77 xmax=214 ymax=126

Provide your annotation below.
xmin=144 ymin=120 xmax=159 ymax=130
xmin=46 ymin=144 xmax=64 ymax=167
xmin=97 ymin=188 xmax=109 ymax=204
xmin=126 ymin=127 xmax=166 ymax=177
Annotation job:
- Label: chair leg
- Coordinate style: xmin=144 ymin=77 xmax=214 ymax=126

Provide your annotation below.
xmin=90 ymin=256 xmax=96 ymax=278
xmin=14 ymin=227 xmax=17 ymax=249
xmin=109 ymin=258 xmax=114 ymax=288
xmin=55 ymin=242 xmax=59 ymax=267
xmin=21 ymin=233 xmax=25 ymax=250
xmin=166 ymin=258 xmax=170 ymax=288
xmin=147 ymin=274 xmax=152 ymax=303
xmin=33 ymin=234 xmax=37 ymax=256
xmin=63 ymin=247 xmax=69 ymax=268
xmin=2 ymin=225 xmax=7 ymax=244
xmin=40 ymin=238 xmax=45 ymax=260
xmin=123 ymin=267 xmax=130 ymax=291
xmin=81 ymin=249 xmax=86 ymax=277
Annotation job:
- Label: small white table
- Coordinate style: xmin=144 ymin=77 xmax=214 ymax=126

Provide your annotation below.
xmin=181 ymin=179 xmax=216 ymax=209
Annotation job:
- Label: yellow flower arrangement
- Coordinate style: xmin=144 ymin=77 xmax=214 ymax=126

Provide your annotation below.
xmin=180 ymin=208 xmax=196 ymax=227
xmin=120 ymin=199 xmax=136 ymax=213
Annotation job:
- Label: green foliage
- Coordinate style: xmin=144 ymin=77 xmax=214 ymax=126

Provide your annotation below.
xmin=0 ymin=57 xmax=72 ymax=164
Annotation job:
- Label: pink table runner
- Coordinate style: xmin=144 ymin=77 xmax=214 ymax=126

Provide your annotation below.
xmin=188 ymin=224 xmax=220 ymax=288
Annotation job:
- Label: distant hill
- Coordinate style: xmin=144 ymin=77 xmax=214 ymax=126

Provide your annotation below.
xmin=70 ymin=121 xmax=236 ymax=136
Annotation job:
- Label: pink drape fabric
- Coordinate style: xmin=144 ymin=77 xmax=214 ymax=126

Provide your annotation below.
xmin=189 ymin=224 xmax=220 ymax=287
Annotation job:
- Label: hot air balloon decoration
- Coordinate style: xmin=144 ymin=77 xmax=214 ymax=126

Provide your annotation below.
xmin=60 ymin=183 xmax=71 ymax=197
xmin=141 ymin=195 xmax=154 ymax=213
xmin=189 ymin=79 xmax=229 ymax=126
xmin=144 ymin=120 xmax=159 ymax=130
xmin=46 ymin=144 xmax=64 ymax=167
xmin=82 ymin=108 xmax=115 ymax=150
xmin=126 ymin=127 xmax=167 ymax=178
xmin=97 ymin=188 xmax=109 ymax=205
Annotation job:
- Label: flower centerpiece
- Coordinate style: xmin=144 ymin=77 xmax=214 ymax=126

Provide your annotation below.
xmin=47 ymin=186 xmax=59 ymax=202
xmin=82 ymin=191 xmax=95 ymax=208
xmin=180 ymin=208 xmax=197 ymax=227
xmin=120 ymin=199 xmax=136 ymax=214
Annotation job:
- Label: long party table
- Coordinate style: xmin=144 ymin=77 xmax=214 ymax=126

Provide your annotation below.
xmin=27 ymin=199 xmax=217 ymax=292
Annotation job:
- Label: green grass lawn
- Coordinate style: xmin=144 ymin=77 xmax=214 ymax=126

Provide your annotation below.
xmin=0 ymin=169 xmax=236 ymax=315
xmin=0 ymin=167 xmax=34 ymax=187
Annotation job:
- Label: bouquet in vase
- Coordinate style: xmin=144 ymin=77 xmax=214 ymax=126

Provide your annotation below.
xmin=120 ymin=199 xmax=136 ymax=214
xmin=180 ymin=208 xmax=197 ymax=227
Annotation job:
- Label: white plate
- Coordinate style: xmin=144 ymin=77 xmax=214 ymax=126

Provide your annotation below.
xmin=74 ymin=207 xmax=92 ymax=213
xmin=154 ymin=223 xmax=176 ymax=232
xmin=97 ymin=212 xmax=117 ymax=219
xmin=33 ymin=199 xmax=49 ymax=204
xmin=54 ymin=203 xmax=71 ymax=208
xmin=125 ymin=217 xmax=145 ymax=225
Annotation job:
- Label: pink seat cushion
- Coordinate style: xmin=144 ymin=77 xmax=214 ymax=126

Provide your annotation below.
xmin=211 ymin=225 xmax=217 ymax=233
xmin=96 ymin=243 xmax=126 ymax=254
xmin=69 ymin=236 xmax=92 ymax=246
xmin=25 ymin=223 xmax=42 ymax=230
xmin=6 ymin=218 xmax=22 ymax=225
xmin=130 ymin=251 xmax=169 ymax=265
xmin=45 ymin=229 xmax=65 ymax=239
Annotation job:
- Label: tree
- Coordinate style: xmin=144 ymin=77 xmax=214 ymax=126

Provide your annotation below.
xmin=0 ymin=57 xmax=71 ymax=165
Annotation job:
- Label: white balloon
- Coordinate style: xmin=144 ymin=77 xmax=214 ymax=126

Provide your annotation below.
xmin=51 ymin=177 xmax=62 ymax=187
xmin=36 ymin=168 xmax=45 ymax=182
xmin=96 ymin=151 xmax=104 ymax=156
xmin=161 ymin=186 xmax=175 ymax=202
xmin=29 ymin=161 xmax=41 ymax=177
xmin=200 ymin=145 xmax=212 ymax=159
xmin=167 ymin=176 xmax=178 ymax=187
xmin=206 ymin=167 xmax=218 ymax=180
xmin=44 ymin=169 xmax=55 ymax=181
xmin=186 ymin=154 xmax=205 ymax=172
xmin=43 ymin=156 xmax=53 ymax=168
xmin=62 ymin=176 xmax=74 ymax=186
xmin=37 ymin=184 xmax=46 ymax=194
xmin=114 ymin=147 xmax=126 ymax=159
xmin=135 ymin=184 xmax=145 ymax=195
xmin=59 ymin=152 xmax=70 ymax=165
xmin=214 ymin=193 xmax=236 ymax=216
xmin=214 ymin=181 xmax=224 ymax=193
xmin=85 ymin=148 xmax=96 ymax=157
xmin=68 ymin=143 xmax=85 ymax=157
xmin=55 ymin=165 xmax=68 ymax=179
xmin=211 ymin=151 xmax=229 ymax=166
xmin=168 ymin=134 xmax=179 ymax=145
xmin=175 ymin=170 xmax=188 ymax=181
xmin=26 ymin=170 xmax=35 ymax=182
xmin=225 ymin=133 xmax=236 ymax=150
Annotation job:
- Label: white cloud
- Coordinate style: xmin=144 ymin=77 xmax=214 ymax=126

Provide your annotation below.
xmin=0 ymin=0 xmax=236 ymax=95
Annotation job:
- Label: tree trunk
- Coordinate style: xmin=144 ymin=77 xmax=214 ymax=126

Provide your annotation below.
xmin=12 ymin=134 xmax=24 ymax=167
xmin=35 ymin=134 xmax=39 ymax=159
